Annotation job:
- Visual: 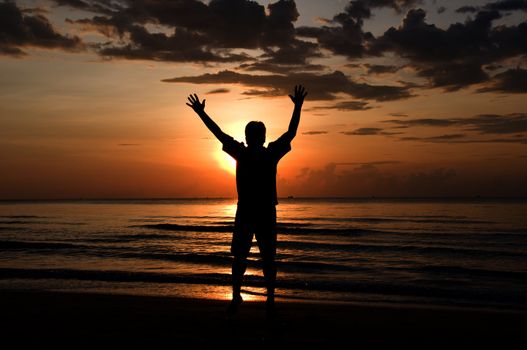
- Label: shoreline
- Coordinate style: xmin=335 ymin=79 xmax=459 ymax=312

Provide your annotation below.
xmin=1 ymin=290 xmax=525 ymax=348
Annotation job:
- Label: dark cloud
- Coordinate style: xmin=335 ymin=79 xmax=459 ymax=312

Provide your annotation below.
xmin=465 ymin=114 xmax=527 ymax=134
xmin=456 ymin=1 xmax=527 ymax=14
xmin=384 ymin=118 xmax=457 ymax=127
xmin=308 ymin=100 xmax=372 ymax=111
xmin=162 ymin=70 xmax=412 ymax=101
xmin=302 ymin=131 xmax=328 ymax=135
xmin=236 ymin=38 xmax=324 ymax=73
xmin=478 ymin=68 xmax=527 ymax=93
xmin=370 ymin=8 xmax=527 ymax=91
xmin=296 ymin=1 xmax=422 ymax=59
xmin=456 ymin=6 xmax=479 ymax=13
xmin=238 ymin=61 xmax=326 ymax=74
xmin=342 ymin=127 xmax=383 ymax=135
xmin=53 ymin=0 xmax=121 ymax=15
xmin=418 ymin=62 xmax=488 ymax=91
xmin=344 ymin=0 xmax=424 ymax=19
xmin=399 ymin=135 xmax=527 ymax=144
xmin=283 ymin=163 xmax=467 ymax=198
xmin=207 ymin=88 xmax=230 ymax=94
xmin=96 ymin=25 xmax=250 ymax=62
xmin=263 ymin=0 xmax=299 ymax=46
xmin=437 ymin=6 xmax=446 ymax=14
xmin=484 ymin=0 xmax=527 ymax=12
xmin=399 ymin=134 xmax=466 ymax=142
xmin=296 ymin=6 xmax=372 ymax=58
xmin=364 ymin=64 xmax=401 ymax=74
xmin=0 ymin=1 xmax=83 ymax=57
xmin=259 ymin=39 xmax=322 ymax=66
xmin=385 ymin=113 xmax=527 ymax=135
xmin=15 ymin=0 xmax=525 ymax=98
xmin=341 ymin=127 xmax=402 ymax=135
xmin=336 ymin=160 xmax=402 ymax=166
xmin=58 ymin=0 xmax=308 ymax=63
xmin=374 ymin=9 xmax=500 ymax=62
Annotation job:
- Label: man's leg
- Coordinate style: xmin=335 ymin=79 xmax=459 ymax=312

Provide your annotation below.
xmin=256 ymin=206 xmax=277 ymax=310
xmin=231 ymin=255 xmax=247 ymax=302
xmin=261 ymin=250 xmax=277 ymax=305
xmin=228 ymin=206 xmax=253 ymax=314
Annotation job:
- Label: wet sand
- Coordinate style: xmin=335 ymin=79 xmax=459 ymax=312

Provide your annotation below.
xmin=1 ymin=291 xmax=525 ymax=349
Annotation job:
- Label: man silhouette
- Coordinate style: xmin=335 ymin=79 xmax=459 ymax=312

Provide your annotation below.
xmin=186 ymin=85 xmax=307 ymax=315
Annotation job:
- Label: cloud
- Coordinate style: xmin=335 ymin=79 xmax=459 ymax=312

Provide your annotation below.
xmin=238 ymin=61 xmax=326 ymax=74
xmin=456 ymin=1 xmax=527 ymax=14
xmin=53 ymin=0 xmax=120 ymax=15
xmin=341 ymin=127 xmax=402 ymax=135
xmin=282 ymin=163 xmax=464 ymax=197
xmin=399 ymin=135 xmax=527 ymax=144
xmin=342 ymin=127 xmax=383 ymax=135
xmin=335 ymin=160 xmax=402 ymax=166
xmin=162 ymin=70 xmax=412 ymax=101
xmin=206 ymin=88 xmax=230 ymax=94
xmin=456 ymin=6 xmax=479 ymax=13
xmin=484 ymin=0 xmax=527 ymax=12
xmin=371 ymin=8 xmax=527 ymax=91
xmin=58 ymin=0 xmax=309 ymax=63
xmin=302 ymin=131 xmax=328 ymax=135
xmin=364 ymin=64 xmax=401 ymax=74
xmin=0 ymin=1 xmax=83 ymax=57
xmin=14 ymin=0 xmax=525 ymax=99
xmin=384 ymin=118 xmax=457 ymax=127
xmin=478 ymin=68 xmax=527 ymax=93
xmin=383 ymin=113 xmax=527 ymax=144
xmin=399 ymin=134 xmax=466 ymax=142
xmin=307 ymin=100 xmax=372 ymax=111
xmin=296 ymin=1 xmax=422 ymax=59
xmin=384 ymin=113 xmax=527 ymax=134
xmin=237 ymin=39 xmax=324 ymax=73
xmin=94 ymin=23 xmax=251 ymax=63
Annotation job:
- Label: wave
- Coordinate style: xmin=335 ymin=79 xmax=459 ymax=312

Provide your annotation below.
xmin=415 ymin=265 xmax=527 ymax=280
xmin=136 ymin=223 xmax=388 ymax=236
xmin=0 ymin=220 xmax=51 ymax=225
xmin=0 ymin=227 xmax=25 ymax=231
xmin=83 ymin=234 xmax=182 ymax=243
xmin=1 ymin=267 xmax=525 ymax=308
xmin=3 ymin=233 xmax=524 ymax=266
xmin=286 ymin=216 xmax=493 ymax=225
xmin=0 ymin=215 xmax=48 ymax=219
xmin=137 ymin=223 xmax=234 ymax=232
xmin=0 ymin=240 xmax=85 ymax=250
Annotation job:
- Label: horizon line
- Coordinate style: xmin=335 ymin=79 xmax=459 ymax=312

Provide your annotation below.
xmin=1 ymin=196 xmax=527 ymax=202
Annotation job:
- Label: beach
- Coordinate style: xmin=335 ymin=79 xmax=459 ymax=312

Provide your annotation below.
xmin=1 ymin=199 xmax=526 ymax=348
xmin=1 ymin=290 xmax=525 ymax=349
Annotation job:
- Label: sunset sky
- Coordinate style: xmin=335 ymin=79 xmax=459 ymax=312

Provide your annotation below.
xmin=1 ymin=0 xmax=526 ymax=199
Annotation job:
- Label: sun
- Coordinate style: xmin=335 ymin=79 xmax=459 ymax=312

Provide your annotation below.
xmin=212 ymin=120 xmax=247 ymax=176
xmin=215 ymin=149 xmax=237 ymax=175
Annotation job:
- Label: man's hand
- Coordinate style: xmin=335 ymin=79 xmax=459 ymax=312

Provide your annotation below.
xmin=289 ymin=85 xmax=308 ymax=107
xmin=186 ymin=93 xmax=206 ymax=114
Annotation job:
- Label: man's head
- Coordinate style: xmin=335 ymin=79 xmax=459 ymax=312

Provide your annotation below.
xmin=245 ymin=121 xmax=266 ymax=147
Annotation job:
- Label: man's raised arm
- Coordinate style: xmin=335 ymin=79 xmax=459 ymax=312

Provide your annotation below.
xmin=283 ymin=85 xmax=308 ymax=142
xmin=186 ymin=93 xmax=230 ymax=144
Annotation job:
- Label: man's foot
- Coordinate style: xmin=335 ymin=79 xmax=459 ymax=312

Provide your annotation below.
xmin=226 ymin=296 xmax=243 ymax=317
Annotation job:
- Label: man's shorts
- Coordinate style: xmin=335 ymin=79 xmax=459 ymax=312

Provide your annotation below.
xmin=231 ymin=204 xmax=277 ymax=260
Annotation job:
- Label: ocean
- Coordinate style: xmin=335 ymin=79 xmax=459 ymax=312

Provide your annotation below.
xmin=0 ymin=198 xmax=526 ymax=312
